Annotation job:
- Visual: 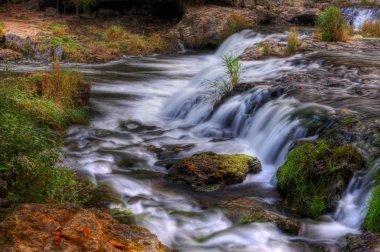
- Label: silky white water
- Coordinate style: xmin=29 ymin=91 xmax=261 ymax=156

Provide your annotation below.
xmin=342 ymin=7 xmax=380 ymax=30
xmin=12 ymin=28 xmax=377 ymax=251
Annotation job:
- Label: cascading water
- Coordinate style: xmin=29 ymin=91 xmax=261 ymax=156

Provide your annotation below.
xmin=341 ymin=7 xmax=380 ymax=30
xmin=42 ymin=30 xmax=378 ymax=251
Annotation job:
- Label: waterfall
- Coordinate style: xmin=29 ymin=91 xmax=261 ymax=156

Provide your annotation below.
xmin=342 ymin=7 xmax=380 ymax=30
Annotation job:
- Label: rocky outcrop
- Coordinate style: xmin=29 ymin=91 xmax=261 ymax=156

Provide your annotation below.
xmin=168 ymin=152 xmax=261 ymax=191
xmin=171 ymin=5 xmax=257 ymax=48
xmin=300 ymin=36 xmax=380 ymax=52
xmin=0 ymin=203 xmax=170 ymax=252
xmin=240 ymin=40 xmax=286 ymax=61
xmin=0 ymin=48 xmax=22 ymax=61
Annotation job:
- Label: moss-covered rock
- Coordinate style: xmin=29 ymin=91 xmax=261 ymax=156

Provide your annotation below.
xmin=168 ymin=152 xmax=261 ymax=191
xmin=241 ymin=209 xmax=301 ymax=235
xmin=277 ymin=141 xmax=365 ymax=218
xmin=364 ymin=166 xmax=380 ymax=233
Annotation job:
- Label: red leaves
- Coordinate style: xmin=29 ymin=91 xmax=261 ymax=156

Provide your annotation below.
xmin=109 ymin=240 xmax=127 ymax=251
xmin=83 ymin=227 xmax=89 ymax=239
xmin=52 ymin=230 xmax=68 ymax=247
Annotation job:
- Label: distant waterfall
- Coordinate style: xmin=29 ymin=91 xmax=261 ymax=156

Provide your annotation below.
xmin=342 ymin=7 xmax=380 ymax=30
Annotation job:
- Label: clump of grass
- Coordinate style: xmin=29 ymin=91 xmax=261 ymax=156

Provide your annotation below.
xmin=46 ymin=36 xmax=84 ymax=61
xmin=361 ymin=20 xmax=380 ymax=37
xmin=222 ymin=12 xmax=252 ymax=38
xmin=101 ymin=25 xmax=126 ymax=42
xmin=317 ymin=6 xmax=350 ymax=42
xmin=207 ymin=55 xmax=241 ymax=98
xmin=286 ymin=27 xmax=301 ymax=56
xmin=47 ymin=22 xmax=69 ymax=36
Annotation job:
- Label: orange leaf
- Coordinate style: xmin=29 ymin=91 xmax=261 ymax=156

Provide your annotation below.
xmin=109 ymin=240 xmax=127 ymax=251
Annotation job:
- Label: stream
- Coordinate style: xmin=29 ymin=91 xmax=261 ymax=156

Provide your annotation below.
xmin=11 ymin=9 xmax=380 ymax=252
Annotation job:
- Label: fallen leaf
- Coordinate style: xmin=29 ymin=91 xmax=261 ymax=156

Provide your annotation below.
xmin=109 ymin=240 xmax=127 ymax=251
xmin=83 ymin=227 xmax=89 ymax=239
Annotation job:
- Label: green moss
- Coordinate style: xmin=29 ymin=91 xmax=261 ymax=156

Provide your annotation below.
xmin=364 ymin=185 xmax=380 ymax=232
xmin=277 ymin=141 xmax=364 ymax=218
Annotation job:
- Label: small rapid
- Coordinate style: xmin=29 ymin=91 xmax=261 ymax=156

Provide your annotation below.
xmin=342 ymin=7 xmax=380 ymax=30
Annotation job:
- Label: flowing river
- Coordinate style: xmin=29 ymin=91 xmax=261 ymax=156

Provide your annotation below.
xmin=12 ymin=18 xmax=380 ymax=251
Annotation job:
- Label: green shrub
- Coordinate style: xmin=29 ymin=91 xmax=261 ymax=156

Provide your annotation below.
xmin=286 ymin=27 xmax=301 ymax=56
xmin=317 ymin=6 xmax=350 ymax=42
xmin=0 ymin=66 xmax=91 ymax=206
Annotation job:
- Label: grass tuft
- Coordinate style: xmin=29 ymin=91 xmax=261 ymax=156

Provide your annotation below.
xmin=222 ymin=12 xmax=252 ymax=38
xmin=286 ymin=27 xmax=301 ymax=56
xmin=317 ymin=6 xmax=350 ymax=42
xmin=361 ymin=21 xmax=380 ymax=37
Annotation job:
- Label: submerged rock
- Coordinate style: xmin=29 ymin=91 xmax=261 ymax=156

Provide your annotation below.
xmin=0 ymin=203 xmax=170 ymax=252
xmin=277 ymin=141 xmax=365 ymax=218
xmin=341 ymin=232 xmax=380 ymax=252
xmin=168 ymin=152 xmax=261 ymax=191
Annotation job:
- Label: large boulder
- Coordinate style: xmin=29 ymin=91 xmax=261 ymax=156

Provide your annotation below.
xmin=0 ymin=203 xmax=171 ymax=252
xmin=277 ymin=141 xmax=365 ymax=218
xmin=168 ymin=152 xmax=261 ymax=191
xmin=171 ymin=5 xmax=256 ymax=48
xmin=340 ymin=232 xmax=380 ymax=252
xmin=0 ymin=49 xmax=22 ymax=61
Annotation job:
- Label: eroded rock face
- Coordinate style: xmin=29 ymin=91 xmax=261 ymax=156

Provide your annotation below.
xmin=168 ymin=152 xmax=261 ymax=191
xmin=0 ymin=204 xmax=170 ymax=252
xmin=240 ymin=40 xmax=287 ymax=61
xmin=171 ymin=5 xmax=256 ymax=48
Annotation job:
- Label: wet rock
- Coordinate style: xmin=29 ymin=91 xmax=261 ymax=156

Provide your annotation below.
xmin=0 ymin=203 xmax=171 ymax=252
xmin=240 ymin=40 xmax=287 ymax=61
xmin=171 ymin=6 xmax=256 ymax=48
xmin=341 ymin=232 xmax=380 ymax=252
xmin=277 ymin=141 xmax=365 ymax=218
xmin=168 ymin=152 xmax=261 ymax=191
xmin=241 ymin=209 xmax=301 ymax=235
xmin=300 ymin=36 xmax=380 ymax=52
xmin=0 ymin=48 xmax=22 ymax=61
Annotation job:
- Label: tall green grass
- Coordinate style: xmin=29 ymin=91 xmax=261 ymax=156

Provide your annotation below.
xmin=317 ymin=6 xmax=350 ymax=42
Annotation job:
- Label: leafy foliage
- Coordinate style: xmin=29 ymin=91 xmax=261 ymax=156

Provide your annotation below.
xmin=317 ymin=6 xmax=350 ymax=42
xmin=0 ymin=64 xmax=91 ymax=206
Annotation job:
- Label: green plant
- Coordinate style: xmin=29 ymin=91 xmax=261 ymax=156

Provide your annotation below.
xmin=207 ymin=55 xmax=242 ymax=97
xmin=286 ymin=27 xmax=301 ymax=56
xmin=317 ymin=6 xmax=350 ymax=42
